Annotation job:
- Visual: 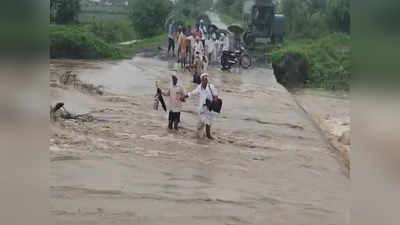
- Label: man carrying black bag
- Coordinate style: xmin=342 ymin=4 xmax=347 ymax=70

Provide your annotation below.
xmin=182 ymin=73 xmax=221 ymax=140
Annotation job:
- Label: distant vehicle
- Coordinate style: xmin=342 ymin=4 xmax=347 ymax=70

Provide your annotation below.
xmin=242 ymin=0 xmax=285 ymax=49
xmin=221 ymin=44 xmax=252 ymax=70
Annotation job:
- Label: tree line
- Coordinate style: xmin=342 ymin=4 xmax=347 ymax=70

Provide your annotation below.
xmin=215 ymin=0 xmax=350 ymax=38
xmin=50 ymin=0 xmax=213 ymax=38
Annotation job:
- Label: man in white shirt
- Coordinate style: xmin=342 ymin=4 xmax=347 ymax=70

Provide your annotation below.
xmin=167 ymin=22 xmax=176 ymax=57
xmin=193 ymin=36 xmax=204 ymax=58
xmin=199 ymin=19 xmax=207 ymax=47
xmin=206 ymin=37 xmax=215 ymax=64
xmin=158 ymin=73 xmax=186 ymax=130
xmin=222 ymin=33 xmax=230 ymax=52
xmin=182 ymin=73 xmax=218 ymax=139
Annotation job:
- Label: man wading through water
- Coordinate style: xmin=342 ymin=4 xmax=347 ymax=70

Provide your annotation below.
xmin=158 ymin=73 xmax=186 ymax=130
xmin=182 ymin=73 xmax=218 ymax=140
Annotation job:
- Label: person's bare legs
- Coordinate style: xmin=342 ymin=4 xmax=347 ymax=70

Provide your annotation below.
xmin=173 ymin=121 xmax=179 ymax=130
xmin=206 ymin=124 xmax=214 ymax=140
xmin=197 ymin=120 xmax=205 ymax=138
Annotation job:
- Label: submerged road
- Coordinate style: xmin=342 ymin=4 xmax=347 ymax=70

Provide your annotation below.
xmin=50 ymin=13 xmax=348 ymax=225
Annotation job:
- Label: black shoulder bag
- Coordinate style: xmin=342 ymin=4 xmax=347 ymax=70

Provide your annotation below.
xmin=206 ymin=84 xmax=223 ymax=113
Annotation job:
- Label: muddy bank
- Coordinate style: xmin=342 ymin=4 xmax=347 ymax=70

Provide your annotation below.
xmin=293 ymin=89 xmax=350 ymax=171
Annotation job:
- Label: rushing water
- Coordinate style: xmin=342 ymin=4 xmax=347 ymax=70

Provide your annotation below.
xmin=50 ymin=56 xmax=349 ymax=225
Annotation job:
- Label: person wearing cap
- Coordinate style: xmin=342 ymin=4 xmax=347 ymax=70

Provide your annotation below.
xmin=182 ymin=73 xmax=218 ymax=139
xmin=193 ymin=36 xmax=205 ymax=68
xmin=199 ymin=19 xmax=207 ymax=47
xmin=158 ymin=73 xmax=186 ymax=130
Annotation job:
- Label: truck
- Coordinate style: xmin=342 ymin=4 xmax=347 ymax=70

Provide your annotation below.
xmin=242 ymin=0 xmax=285 ymax=49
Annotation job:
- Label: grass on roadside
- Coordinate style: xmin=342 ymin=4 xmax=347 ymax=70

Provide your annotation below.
xmin=114 ymin=33 xmax=167 ymax=58
xmin=50 ymin=24 xmax=122 ymax=59
xmin=217 ymin=11 xmax=242 ymax=26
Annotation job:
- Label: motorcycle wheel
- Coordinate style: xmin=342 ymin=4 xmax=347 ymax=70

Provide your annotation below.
xmin=240 ymin=55 xmax=252 ymax=69
xmin=221 ymin=56 xmax=231 ymax=70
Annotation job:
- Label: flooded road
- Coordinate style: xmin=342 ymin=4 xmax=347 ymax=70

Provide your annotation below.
xmin=50 ymin=56 xmax=349 ymax=225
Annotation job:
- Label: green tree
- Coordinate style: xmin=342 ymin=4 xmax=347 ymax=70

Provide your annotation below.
xmin=51 ymin=0 xmax=81 ymax=24
xmin=327 ymin=0 xmax=350 ymax=33
xmin=129 ymin=0 xmax=172 ymax=37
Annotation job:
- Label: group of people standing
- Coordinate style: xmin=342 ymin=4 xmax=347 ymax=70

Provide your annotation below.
xmin=159 ymin=19 xmax=231 ymax=140
xmin=167 ymin=20 xmax=231 ymax=72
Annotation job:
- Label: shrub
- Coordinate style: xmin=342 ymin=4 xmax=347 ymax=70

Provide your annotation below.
xmin=272 ymin=33 xmax=350 ymax=90
xmin=128 ymin=0 xmax=172 ymax=38
xmin=50 ymin=24 xmax=122 ymax=59
xmin=51 ymin=0 xmax=81 ymax=24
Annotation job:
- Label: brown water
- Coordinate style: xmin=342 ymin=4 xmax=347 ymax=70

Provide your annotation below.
xmin=50 ymin=56 xmax=349 ymax=225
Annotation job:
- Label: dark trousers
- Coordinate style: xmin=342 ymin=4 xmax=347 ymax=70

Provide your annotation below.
xmin=168 ymin=38 xmax=175 ymax=55
xmin=168 ymin=111 xmax=181 ymax=129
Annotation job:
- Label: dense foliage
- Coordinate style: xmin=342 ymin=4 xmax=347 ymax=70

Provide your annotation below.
xmin=272 ymin=33 xmax=350 ymax=90
xmin=87 ymin=21 xmax=136 ymax=43
xmin=50 ymin=25 xmax=122 ymax=59
xmin=216 ymin=0 xmax=349 ymax=38
xmin=50 ymin=0 xmax=81 ymax=24
xmin=216 ymin=0 xmax=245 ymax=21
xmin=281 ymin=0 xmax=350 ymax=38
xmin=128 ymin=0 xmax=172 ymax=38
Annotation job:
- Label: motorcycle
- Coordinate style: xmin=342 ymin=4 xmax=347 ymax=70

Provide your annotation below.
xmin=221 ymin=45 xmax=252 ymax=70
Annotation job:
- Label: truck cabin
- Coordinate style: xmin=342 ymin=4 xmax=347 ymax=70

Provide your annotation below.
xmin=251 ymin=5 xmax=274 ymax=32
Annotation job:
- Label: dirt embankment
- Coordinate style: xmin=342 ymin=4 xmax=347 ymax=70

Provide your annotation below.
xmin=293 ymin=89 xmax=350 ymax=171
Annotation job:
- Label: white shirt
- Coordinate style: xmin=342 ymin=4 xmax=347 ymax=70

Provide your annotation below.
xmin=206 ymin=39 xmax=215 ymax=54
xmin=163 ymin=85 xmax=185 ymax=112
xmin=200 ymin=26 xmax=207 ymax=40
xmin=168 ymin=24 xmax=174 ymax=39
xmin=188 ymin=83 xmax=218 ymax=113
xmin=193 ymin=41 xmax=204 ymax=56
xmin=222 ymin=37 xmax=230 ymax=51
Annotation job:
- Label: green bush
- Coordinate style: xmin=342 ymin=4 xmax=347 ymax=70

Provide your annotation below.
xmin=128 ymin=0 xmax=172 ymax=38
xmin=50 ymin=24 xmax=122 ymax=59
xmin=272 ymin=33 xmax=350 ymax=90
xmin=281 ymin=0 xmax=350 ymax=38
xmin=216 ymin=0 xmax=244 ymax=22
xmin=51 ymin=0 xmax=81 ymax=24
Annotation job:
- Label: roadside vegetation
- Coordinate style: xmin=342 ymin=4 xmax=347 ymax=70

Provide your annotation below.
xmin=50 ymin=24 xmax=122 ymax=59
xmin=218 ymin=13 xmax=241 ymax=26
xmin=168 ymin=0 xmax=213 ymax=27
xmin=50 ymin=0 xmax=213 ymax=59
xmin=272 ymin=0 xmax=350 ymax=90
xmin=215 ymin=0 xmax=350 ymax=91
xmin=272 ymin=33 xmax=350 ymax=90
xmin=215 ymin=0 xmax=246 ymax=25
xmin=50 ymin=0 xmax=125 ymax=59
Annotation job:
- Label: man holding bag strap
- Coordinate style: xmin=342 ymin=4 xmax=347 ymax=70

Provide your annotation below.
xmin=182 ymin=73 xmax=219 ymax=140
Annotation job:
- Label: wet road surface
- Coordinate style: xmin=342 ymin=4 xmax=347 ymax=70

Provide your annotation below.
xmin=50 ymin=56 xmax=349 ymax=225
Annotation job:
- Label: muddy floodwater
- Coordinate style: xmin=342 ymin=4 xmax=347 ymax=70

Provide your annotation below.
xmin=50 ymin=55 xmax=349 ymax=225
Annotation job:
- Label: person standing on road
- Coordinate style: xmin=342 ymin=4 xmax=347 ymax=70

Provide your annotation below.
xmin=167 ymin=22 xmax=176 ymax=57
xmin=182 ymin=73 xmax=218 ymax=140
xmin=158 ymin=73 xmax=186 ymax=130
xmin=193 ymin=25 xmax=202 ymax=40
xmin=206 ymin=36 xmax=215 ymax=64
xmin=193 ymin=36 xmax=205 ymax=60
xmin=177 ymin=26 xmax=186 ymax=68
xmin=199 ymin=19 xmax=207 ymax=47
